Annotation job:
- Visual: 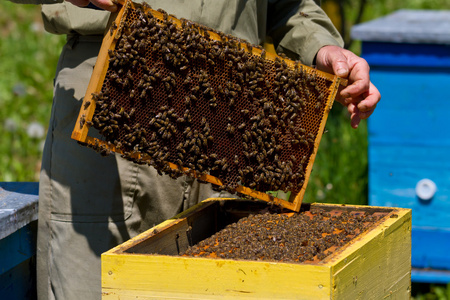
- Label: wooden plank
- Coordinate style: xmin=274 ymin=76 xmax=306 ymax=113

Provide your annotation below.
xmin=368 ymin=68 xmax=450 ymax=227
xmin=0 ymin=182 xmax=38 ymax=240
xmin=0 ymin=222 xmax=37 ymax=275
xmin=71 ymin=0 xmax=131 ymax=142
xmin=368 ymin=69 xmax=450 ymax=145
xmin=411 ymin=268 xmax=450 ymax=284
xmin=330 ymin=208 xmax=411 ymax=299
xmin=128 ymin=218 xmax=190 ymax=256
xmin=109 ymin=201 xmax=221 ymax=254
xmin=125 ymin=201 xmax=221 ymax=255
xmin=102 ymin=254 xmax=331 ymax=299
xmin=0 ymin=257 xmax=36 ymax=300
xmin=361 ymin=42 xmax=450 ymax=68
xmin=411 ymin=227 xmax=450 ymax=270
xmin=291 ymin=76 xmax=340 ymax=212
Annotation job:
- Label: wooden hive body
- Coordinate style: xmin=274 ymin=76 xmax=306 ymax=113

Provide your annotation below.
xmin=352 ymin=10 xmax=450 ymax=281
xmin=102 ymin=199 xmax=411 ymax=299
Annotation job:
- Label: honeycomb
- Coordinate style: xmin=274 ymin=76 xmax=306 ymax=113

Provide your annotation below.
xmin=72 ymin=0 xmax=345 ymax=211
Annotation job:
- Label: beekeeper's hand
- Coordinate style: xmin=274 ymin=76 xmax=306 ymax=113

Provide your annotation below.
xmin=316 ymin=45 xmax=381 ymax=129
xmin=66 ymin=0 xmax=119 ymax=12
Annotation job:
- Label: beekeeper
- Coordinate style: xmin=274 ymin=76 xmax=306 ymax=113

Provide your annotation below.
xmin=9 ymin=0 xmax=380 ymax=298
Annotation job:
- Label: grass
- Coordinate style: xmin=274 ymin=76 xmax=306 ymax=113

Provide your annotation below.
xmin=0 ymin=1 xmax=65 ymax=181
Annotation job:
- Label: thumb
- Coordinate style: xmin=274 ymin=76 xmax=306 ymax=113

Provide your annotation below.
xmin=329 ymin=50 xmax=349 ymax=78
xmin=317 ymin=45 xmax=349 ymax=78
xmin=333 ymin=59 xmax=349 ymax=78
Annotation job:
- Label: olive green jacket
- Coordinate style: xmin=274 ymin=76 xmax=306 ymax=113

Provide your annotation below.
xmin=20 ymin=0 xmax=343 ymax=66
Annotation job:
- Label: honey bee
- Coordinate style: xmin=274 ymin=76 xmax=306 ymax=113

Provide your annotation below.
xmin=110 ymin=21 xmax=118 ymax=36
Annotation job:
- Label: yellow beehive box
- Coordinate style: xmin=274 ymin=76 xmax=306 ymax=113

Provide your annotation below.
xmin=102 ymin=199 xmax=411 ymax=299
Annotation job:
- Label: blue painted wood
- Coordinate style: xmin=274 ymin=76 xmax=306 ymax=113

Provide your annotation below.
xmin=353 ymin=9 xmax=450 ymax=280
xmin=0 ymin=182 xmax=39 ymax=240
xmin=369 ymin=152 xmax=450 ymax=228
xmin=362 ymin=42 xmax=450 ymax=68
xmin=0 ymin=183 xmax=39 ymax=299
xmin=412 ymin=227 xmax=450 ymax=271
xmin=0 ymin=222 xmax=37 ymax=274
xmin=368 ymin=68 xmax=450 ymax=229
xmin=368 ymin=68 xmax=450 ymax=145
xmin=0 ymin=257 xmax=37 ymax=300
xmin=0 ymin=222 xmax=37 ymax=300
xmin=411 ymin=268 xmax=450 ymax=284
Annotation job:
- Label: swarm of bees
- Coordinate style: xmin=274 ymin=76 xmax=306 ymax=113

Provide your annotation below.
xmin=181 ymin=209 xmax=383 ymax=263
xmin=85 ymin=2 xmax=335 ymax=197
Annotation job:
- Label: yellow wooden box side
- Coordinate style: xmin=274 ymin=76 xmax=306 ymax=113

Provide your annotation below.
xmin=327 ymin=206 xmax=412 ymax=299
xmin=102 ymin=253 xmax=332 ymax=299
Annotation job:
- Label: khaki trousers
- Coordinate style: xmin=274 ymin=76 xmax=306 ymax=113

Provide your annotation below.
xmin=36 ymin=35 xmax=226 ymax=300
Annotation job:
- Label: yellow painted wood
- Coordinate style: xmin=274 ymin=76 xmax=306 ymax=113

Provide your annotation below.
xmin=291 ymin=76 xmax=340 ymax=211
xmin=71 ymin=2 xmax=129 ymax=142
xmin=102 ymin=201 xmax=411 ymax=299
xmin=263 ymin=36 xmax=277 ymax=55
xmin=330 ymin=206 xmax=412 ymax=299
xmin=102 ymin=254 xmax=331 ymax=299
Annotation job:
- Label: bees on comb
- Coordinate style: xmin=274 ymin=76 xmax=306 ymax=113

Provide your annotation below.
xmin=85 ymin=2 xmax=334 ymax=198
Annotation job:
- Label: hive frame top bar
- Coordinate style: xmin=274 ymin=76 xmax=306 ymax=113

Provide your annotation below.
xmin=72 ymin=0 xmax=346 ymax=212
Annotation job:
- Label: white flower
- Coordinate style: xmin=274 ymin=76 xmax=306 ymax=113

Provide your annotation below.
xmin=31 ymin=21 xmax=44 ymax=33
xmin=4 ymin=118 xmax=18 ymax=132
xmin=27 ymin=122 xmax=45 ymax=139
xmin=12 ymin=83 xmax=26 ymax=97
xmin=325 ymin=183 xmax=333 ymax=190
xmin=316 ymin=189 xmax=325 ymax=200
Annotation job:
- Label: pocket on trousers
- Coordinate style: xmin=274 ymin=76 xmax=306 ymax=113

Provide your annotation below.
xmin=48 ymin=153 xmax=139 ymax=223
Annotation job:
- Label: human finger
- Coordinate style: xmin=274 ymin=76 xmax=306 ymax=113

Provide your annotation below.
xmin=356 ymin=82 xmax=380 ymax=115
xmin=66 ymin=0 xmax=90 ymax=7
xmin=347 ymin=103 xmax=361 ymax=129
xmin=89 ymin=0 xmax=118 ymax=12
xmin=316 ymin=45 xmax=349 ymax=77
xmin=358 ymin=107 xmax=376 ymax=120
xmin=340 ymin=59 xmax=370 ymax=99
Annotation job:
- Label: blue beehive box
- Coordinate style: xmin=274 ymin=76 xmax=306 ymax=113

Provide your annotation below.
xmin=0 ymin=182 xmax=39 ymax=299
xmin=351 ymin=10 xmax=450 ymax=283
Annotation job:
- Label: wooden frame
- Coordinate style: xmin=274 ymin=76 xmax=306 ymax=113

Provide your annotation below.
xmin=72 ymin=0 xmax=346 ymax=212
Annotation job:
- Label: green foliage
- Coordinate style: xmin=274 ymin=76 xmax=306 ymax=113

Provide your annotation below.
xmin=0 ymin=2 xmax=65 ymax=181
xmin=303 ymin=105 xmax=368 ymax=205
xmin=362 ymin=0 xmax=450 ymax=18
xmin=412 ymin=283 xmax=450 ymax=300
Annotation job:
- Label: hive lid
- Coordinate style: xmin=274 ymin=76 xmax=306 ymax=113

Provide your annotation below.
xmin=351 ymin=9 xmax=450 ymax=45
xmin=0 ymin=182 xmax=39 ymax=240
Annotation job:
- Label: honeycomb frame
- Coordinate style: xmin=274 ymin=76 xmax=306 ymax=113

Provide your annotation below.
xmin=72 ymin=0 xmax=346 ymax=212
